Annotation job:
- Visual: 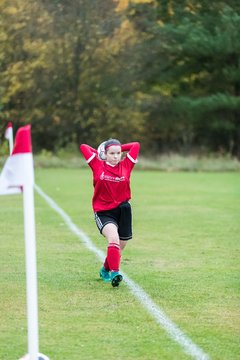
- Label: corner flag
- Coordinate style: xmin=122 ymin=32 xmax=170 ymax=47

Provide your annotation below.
xmin=0 ymin=125 xmax=49 ymax=360
xmin=0 ymin=125 xmax=33 ymax=194
xmin=4 ymin=121 xmax=14 ymax=154
xmin=0 ymin=122 xmax=21 ymax=195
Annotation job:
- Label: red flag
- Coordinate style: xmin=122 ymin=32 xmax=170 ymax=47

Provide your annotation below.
xmin=0 ymin=125 xmax=33 ymax=194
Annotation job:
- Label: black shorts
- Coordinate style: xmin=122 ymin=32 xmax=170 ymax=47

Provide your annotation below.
xmin=94 ymin=201 xmax=132 ymax=240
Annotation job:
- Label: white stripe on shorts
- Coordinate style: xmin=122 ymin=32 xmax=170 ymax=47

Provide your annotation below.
xmin=95 ymin=213 xmax=103 ymax=231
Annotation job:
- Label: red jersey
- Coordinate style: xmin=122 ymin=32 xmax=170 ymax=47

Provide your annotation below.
xmin=80 ymin=143 xmax=140 ymax=212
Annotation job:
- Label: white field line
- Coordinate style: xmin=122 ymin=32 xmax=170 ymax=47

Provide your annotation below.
xmin=35 ymin=184 xmax=210 ymax=360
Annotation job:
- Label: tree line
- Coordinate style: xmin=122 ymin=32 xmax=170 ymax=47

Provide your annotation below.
xmin=0 ymin=0 xmax=240 ymax=157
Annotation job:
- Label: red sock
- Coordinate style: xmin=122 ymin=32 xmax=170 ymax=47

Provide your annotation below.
xmin=107 ymin=243 xmax=121 ymax=272
xmin=103 ymin=257 xmax=110 ymax=272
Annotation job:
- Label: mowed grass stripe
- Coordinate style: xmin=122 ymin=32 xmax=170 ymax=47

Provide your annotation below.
xmin=35 ymin=184 xmax=210 ymax=360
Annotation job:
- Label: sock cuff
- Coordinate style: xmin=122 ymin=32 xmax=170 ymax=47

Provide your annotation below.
xmin=108 ymin=242 xmax=120 ymax=250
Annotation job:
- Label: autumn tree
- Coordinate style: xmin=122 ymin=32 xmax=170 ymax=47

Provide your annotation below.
xmin=125 ymin=0 xmax=240 ymax=155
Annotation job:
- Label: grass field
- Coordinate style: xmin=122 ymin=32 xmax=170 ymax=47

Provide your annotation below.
xmin=0 ymin=169 xmax=239 ymax=360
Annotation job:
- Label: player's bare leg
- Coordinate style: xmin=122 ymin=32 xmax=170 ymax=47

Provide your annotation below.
xmin=101 ymin=223 xmax=123 ymax=287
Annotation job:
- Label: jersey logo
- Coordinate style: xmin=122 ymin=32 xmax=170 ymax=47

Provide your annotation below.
xmin=100 ymin=172 xmax=125 ymax=182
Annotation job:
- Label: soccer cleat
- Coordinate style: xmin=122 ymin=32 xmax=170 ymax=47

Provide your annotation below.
xmin=99 ymin=267 xmax=111 ymax=282
xmin=111 ymin=271 xmax=123 ymax=287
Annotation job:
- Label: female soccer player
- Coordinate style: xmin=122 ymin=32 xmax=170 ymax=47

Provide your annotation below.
xmin=80 ymin=139 xmax=140 ymax=287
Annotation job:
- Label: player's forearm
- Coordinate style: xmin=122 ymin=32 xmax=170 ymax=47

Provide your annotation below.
xmin=121 ymin=142 xmax=139 ymax=151
xmin=80 ymin=144 xmax=97 ymax=160
xmin=122 ymin=142 xmax=140 ymax=159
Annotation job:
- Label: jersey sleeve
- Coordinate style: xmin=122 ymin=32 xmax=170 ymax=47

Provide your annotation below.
xmin=80 ymin=144 xmax=98 ymax=163
xmin=121 ymin=142 xmax=140 ymax=163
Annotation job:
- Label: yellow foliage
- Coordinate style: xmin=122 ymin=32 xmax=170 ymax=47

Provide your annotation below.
xmin=115 ymin=0 xmax=129 ymax=12
xmin=4 ymin=6 xmax=18 ymax=15
xmin=0 ymin=32 xmax=7 ymax=42
xmin=117 ymin=19 xmax=137 ymax=44
xmin=132 ymin=0 xmax=155 ymax=3
xmin=95 ymin=18 xmax=138 ymax=62
xmin=157 ymin=20 xmax=165 ymax=27
xmin=115 ymin=0 xmax=155 ymax=12
xmin=1 ymin=59 xmax=37 ymax=104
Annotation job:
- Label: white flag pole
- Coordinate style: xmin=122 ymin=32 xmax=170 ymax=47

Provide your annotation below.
xmin=5 ymin=122 xmax=14 ymax=154
xmin=23 ymin=183 xmax=39 ymax=360
xmin=8 ymin=128 xmax=13 ymax=155
xmin=0 ymin=125 xmax=49 ymax=360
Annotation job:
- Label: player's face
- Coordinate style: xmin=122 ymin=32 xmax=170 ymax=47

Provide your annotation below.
xmin=106 ymin=145 xmax=122 ymax=165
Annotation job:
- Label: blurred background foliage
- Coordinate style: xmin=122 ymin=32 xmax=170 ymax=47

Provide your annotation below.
xmin=0 ymin=0 xmax=240 ymax=158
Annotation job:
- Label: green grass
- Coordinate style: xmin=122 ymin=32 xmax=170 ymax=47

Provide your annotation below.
xmin=0 ymin=169 xmax=239 ymax=360
xmin=2 ymin=152 xmax=240 ymax=171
